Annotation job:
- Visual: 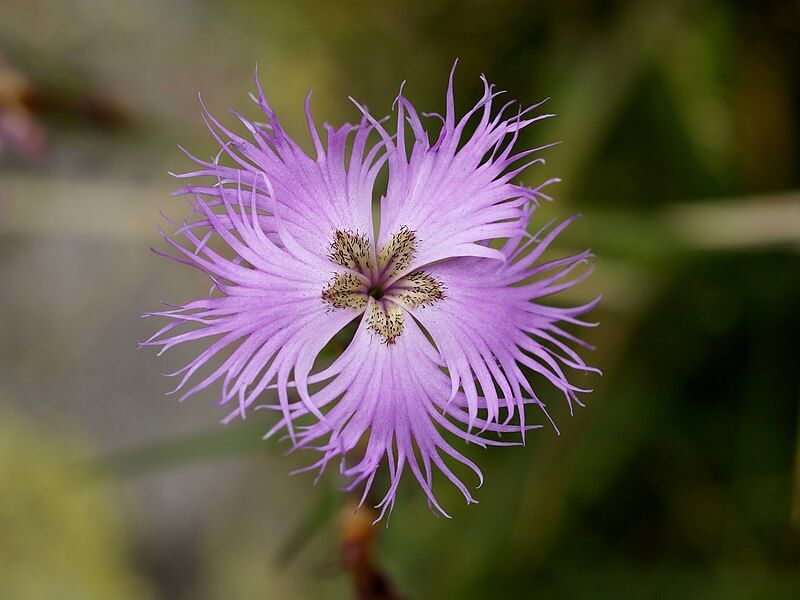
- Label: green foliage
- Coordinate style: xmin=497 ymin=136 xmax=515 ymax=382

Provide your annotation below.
xmin=0 ymin=407 xmax=151 ymax=600
xmin=2 ymin=0 xmax=798 ymax=597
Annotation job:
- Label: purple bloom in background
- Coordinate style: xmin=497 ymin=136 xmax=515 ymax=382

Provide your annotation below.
xmin=145 ymin=65 xmax=599 ymax=520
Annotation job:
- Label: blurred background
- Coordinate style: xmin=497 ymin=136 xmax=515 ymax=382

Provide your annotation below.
xmin=1 ymin=0 xmax=799 ymax=598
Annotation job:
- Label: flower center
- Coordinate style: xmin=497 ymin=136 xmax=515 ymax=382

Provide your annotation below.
xmin=367 ymin=284 xmax=385 ymax=301
xmin=321 ymin=227 xmax=444 ymax=343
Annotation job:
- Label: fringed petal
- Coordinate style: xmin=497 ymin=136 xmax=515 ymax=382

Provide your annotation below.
xmin=406 ymin=217 xmax=599 ymax=439
xmin=378 ymin=63 xmax=558 ymax=269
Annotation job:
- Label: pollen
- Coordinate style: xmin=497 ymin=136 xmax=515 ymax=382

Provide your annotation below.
xmin=377 ymin=226 xmax=416 ymax=278
xmin=330 ymin=230 xmax=373 ymax=273
xmin=391 ymin=272 xmax=445 ymax=308
xmin=366 ymin=300 xmax=405 ymax=344
xmin=321 ymin=272 xmax=368 ymax=309
xmin=321 ymin=227 xmax=443 ymax=343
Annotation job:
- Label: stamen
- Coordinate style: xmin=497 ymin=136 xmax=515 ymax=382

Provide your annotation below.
xmin=377 ymin=226 xmax=416 ymax=279
xmin=330 ymin=230 xmax=372 ymax=273
xmin=321 ymin=272 xmax=368 ymax=310
xmin=366 ymin=300 xmax=404 ymax=344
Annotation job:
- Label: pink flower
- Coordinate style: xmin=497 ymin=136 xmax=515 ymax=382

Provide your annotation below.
xmin=145 ymin=65 xmax=599 ymax=520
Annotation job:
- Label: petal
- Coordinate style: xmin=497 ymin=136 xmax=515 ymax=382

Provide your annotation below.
xmin=264 ymin=317 xmax=530 ymax=520
xmin=378 ymin=65 xmax=558 ymax=269
xmin=173 ymin=71 xmax=387 ymax=262
xmin=145 ymin=184 xmax=364 ymax=442
xmin=404 ymin=217 xmax=599 ymax=434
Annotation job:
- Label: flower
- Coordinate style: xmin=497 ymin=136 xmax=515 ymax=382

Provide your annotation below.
xmin=145 ymin=65 xmax=599 ymax=520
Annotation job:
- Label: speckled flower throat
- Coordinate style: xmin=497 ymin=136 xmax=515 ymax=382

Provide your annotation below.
xmin=321 ymin=227 xmax=444 ymax=343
